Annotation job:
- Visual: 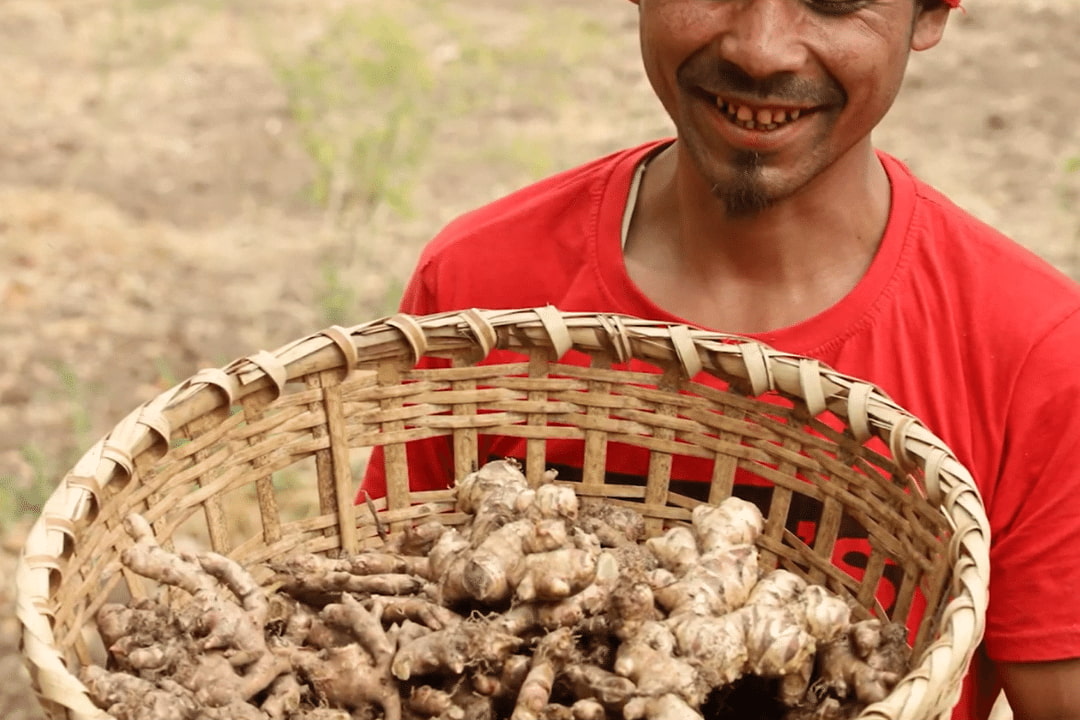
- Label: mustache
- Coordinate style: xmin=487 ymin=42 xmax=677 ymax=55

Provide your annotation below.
xmin=677 ymin=55 xmax=845 ymax=107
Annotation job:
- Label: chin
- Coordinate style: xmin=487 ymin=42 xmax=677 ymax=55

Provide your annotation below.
xmin=710 ymin=180 xmax=774 ymax=217
xmin=703 ymin=153 xmax=800 ymax=217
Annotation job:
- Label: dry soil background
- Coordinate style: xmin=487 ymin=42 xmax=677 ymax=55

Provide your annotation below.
xmin=1 ymin=1 xmax=1078 ymax=718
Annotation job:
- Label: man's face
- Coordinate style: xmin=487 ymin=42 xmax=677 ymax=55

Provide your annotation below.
xmin=631 ymin=0 xmax=949 ymax=216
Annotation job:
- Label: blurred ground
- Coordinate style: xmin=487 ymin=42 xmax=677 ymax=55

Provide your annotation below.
xmin=1 ymin=1 xmax=1077 ymax=718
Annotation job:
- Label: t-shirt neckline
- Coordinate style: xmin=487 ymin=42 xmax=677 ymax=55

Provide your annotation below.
xmin=597 ymin=140 xmax=915 ymax=356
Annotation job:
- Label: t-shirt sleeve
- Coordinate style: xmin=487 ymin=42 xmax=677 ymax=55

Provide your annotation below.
xmin=982 ymin=307 xmax=1080 ymax=662
xmin=358 ymin=259 xmax=457 ymax=499
xmin=396 ymin=255 xmax=439 ymax=318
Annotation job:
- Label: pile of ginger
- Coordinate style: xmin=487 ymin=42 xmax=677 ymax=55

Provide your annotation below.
xmin=81 ymin=459 xmax=911 ymax=720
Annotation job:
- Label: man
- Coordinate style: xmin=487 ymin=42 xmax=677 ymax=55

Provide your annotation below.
xmin=363 ymin=1 xmax=1080 ymax=717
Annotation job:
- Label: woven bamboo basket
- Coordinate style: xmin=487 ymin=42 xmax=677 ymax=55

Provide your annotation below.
xmin=16 ymin=307 xmax=989 ymax=720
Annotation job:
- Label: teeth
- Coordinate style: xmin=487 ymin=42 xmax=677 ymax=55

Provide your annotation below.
xmin=716 ymin=97 xmax=805 ymax=131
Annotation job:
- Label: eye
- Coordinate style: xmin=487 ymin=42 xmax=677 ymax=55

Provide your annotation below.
xmin=805 ymin=0 xmax=868 ymax=15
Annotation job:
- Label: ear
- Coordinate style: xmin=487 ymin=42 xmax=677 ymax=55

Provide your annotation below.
xmin=911 ymin=4 xmax=950 ymax=52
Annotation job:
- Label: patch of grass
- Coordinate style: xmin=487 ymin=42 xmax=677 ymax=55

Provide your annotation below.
xmin=154 ymin=356 xmax=182 ymax=390
xmin=478 ymin=137 xmax=556 ymax=181
xmin=422 ymin=6 xmax=614 ymax=184
xmin=0 ymin=364 xmax=100 ymax=529
xmin=379 ymin=275 xmax=407 ymax=318
xmin=261 ymin=3 xmax=617 ymax=324
xmin=315 ymin=258 xmax=405 ymax=326
xmin=267 ymin=3 xmax=609 ymax=225
xmin=316 ymin=262 xmax=359 ymax=328
xmin=262 ymin=4 xmax=442 ymax=324
xmin=0 ymin=444 xmax=61 ymax=531
xmin=55 ymin=363 xmax=96 ymax=450
xmin=265 ymin=7 xmax=435 ymax=235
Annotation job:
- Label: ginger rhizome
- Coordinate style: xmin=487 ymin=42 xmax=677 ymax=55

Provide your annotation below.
xmin=83 ymin=459 xmax=911 ymax=720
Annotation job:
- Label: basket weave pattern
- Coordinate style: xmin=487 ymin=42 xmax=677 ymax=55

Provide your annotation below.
xmin=16 ymin=308 xmax=990 ymax=720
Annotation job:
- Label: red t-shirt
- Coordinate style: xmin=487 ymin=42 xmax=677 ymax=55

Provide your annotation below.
xmin=363 ymin=140 xmax=1080 ymax=719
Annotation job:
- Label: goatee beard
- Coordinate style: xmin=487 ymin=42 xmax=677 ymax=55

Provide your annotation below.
xmin=712 ymin=149 xmax=771 ymax=218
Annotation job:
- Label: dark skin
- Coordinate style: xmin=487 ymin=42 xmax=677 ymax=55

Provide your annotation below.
xmin=1000 ymin=659 xmax=1080 ymax=720
xmin=622 ymin=0 xmax=1080 ymax=717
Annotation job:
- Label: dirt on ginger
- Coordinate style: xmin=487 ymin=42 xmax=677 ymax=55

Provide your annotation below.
xmin=81 ymin=459 xmax=912 ymax=720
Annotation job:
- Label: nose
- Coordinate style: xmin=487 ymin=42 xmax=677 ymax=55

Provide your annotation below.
xmin=716 ymin=0 xmax=809 ymax=80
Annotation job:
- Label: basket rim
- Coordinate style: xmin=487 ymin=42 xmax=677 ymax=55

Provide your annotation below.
xmin=15 ymin=306 xmax=990 ymax=720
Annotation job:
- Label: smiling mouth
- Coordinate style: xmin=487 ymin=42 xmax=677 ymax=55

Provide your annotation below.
xmin=714 ymin=96 xmax=814 ymax=131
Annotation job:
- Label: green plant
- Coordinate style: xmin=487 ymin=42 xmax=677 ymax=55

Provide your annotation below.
xmin=0 ymin=365 xmax=99 ymax=528
xmin=154 ymin=356 xmax=182 ymax=390
xmin=316 ymin=261 xmax=359 ymax=327
xmin=55 ymin=363 xmax=96 ymax=450
xmin=266 ymin=7 xmax=435 ymax=236
xmin=261 ymin=5 xmax=440 ymax=325
xmin=0 ymin=444 xmax=60 ymax=530
xmin=379 ymin=275 xmax=407 ymax=318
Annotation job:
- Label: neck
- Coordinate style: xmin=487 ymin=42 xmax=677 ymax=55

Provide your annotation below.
xmin=624 ymin=139 xmax=891 ymax=334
